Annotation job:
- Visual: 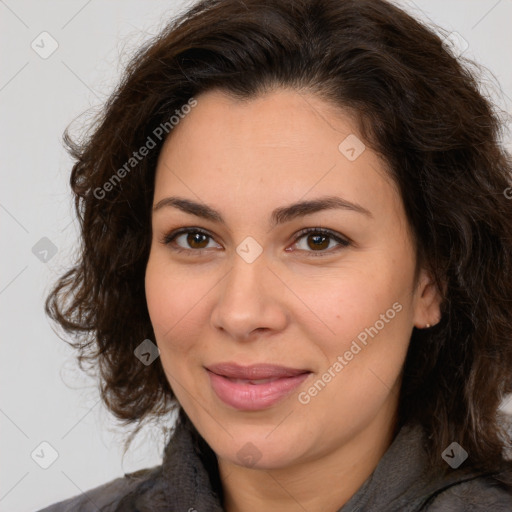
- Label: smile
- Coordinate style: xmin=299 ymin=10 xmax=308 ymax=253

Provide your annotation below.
xmin=205 ymin=364 xmax=311 ymax=411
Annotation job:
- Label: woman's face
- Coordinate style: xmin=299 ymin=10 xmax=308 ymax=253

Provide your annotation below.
xmin=145 ymin=88 xmax=440 ymax=469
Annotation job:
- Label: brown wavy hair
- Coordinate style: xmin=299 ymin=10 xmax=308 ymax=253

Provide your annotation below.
xmin=46 ymin=0 xmax=512 ymax=487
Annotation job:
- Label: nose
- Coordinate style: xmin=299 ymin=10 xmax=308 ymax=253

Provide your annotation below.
xmin=210 ymin=251 xmax=288 ymax=341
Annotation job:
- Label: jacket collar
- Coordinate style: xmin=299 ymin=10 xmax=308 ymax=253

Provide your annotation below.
xmin=124 ymin=413 xmax=497 ymax=512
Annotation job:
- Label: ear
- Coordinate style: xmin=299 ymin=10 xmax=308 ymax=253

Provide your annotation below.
xmin=412 ymin=267 xmax=444 ymax=329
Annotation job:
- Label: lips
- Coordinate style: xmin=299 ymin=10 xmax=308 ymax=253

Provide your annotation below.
xmin=206 ymin=362 xmax=310 ymax=380
xmin=205 ymin=362 xmax=311 ymax=410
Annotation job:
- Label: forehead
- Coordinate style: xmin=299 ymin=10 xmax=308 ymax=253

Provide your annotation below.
xmin=158 ymin=87 xmax=366 ymax=162
xmin=153 ymin=88 xmax=401 ymax=226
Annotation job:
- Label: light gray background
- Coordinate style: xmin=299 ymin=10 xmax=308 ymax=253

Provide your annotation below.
xmin=1 ymin=1 xmax=512 ymax=511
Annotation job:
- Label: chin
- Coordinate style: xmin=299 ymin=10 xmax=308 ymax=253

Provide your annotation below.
xmin=211 ymin=427 xmax=304 ymax=470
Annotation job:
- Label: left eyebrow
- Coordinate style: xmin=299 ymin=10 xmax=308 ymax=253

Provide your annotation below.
xmin=269 ymin=196 xmax=373 ymax=227
xmin=152 ymin=195 xmax=373 ymax=228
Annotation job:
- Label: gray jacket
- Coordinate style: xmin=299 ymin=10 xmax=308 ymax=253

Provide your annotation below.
xmin=37 ymin=417 xmax=512 ymax=511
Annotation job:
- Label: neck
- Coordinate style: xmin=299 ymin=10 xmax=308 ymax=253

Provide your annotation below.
xmin=218 ymin=405 xmax=399 ymax=512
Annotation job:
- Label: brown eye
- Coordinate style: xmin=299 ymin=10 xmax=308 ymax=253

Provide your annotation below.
xmin=292 ymin=228 xmax=350 ymax=256
xmin=184 ymin=232 xmax=209 ymax=249
xmin=161 ymin=228 xmax=221 ymax=254
xmin=305 ymin=233 xmax=330 ymax=250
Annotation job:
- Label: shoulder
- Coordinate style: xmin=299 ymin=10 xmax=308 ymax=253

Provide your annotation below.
xmin=36 ymin=467 xmax=159 ymax=512
xmin=425 ymin=474 xmax=512 ymax=511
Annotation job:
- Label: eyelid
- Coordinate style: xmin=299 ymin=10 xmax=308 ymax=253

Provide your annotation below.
xmin=160 ymin=226 xmax=351 ymax=255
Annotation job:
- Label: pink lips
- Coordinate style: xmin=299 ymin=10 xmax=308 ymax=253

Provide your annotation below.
xmin=206 ymin=362 xmax=311 ymax=411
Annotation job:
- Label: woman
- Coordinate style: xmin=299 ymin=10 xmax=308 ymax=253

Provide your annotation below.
xmin=40 ymin=0 xmax=512 ymax=510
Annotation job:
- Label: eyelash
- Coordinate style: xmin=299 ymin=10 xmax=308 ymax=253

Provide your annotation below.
xmin=159 ymin=227 xmax=351 ymax=258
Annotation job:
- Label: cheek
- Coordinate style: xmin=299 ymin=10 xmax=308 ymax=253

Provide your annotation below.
xmin=294 ymin=267 xmax=395 ymax=341
xmin=299 ymin=273 xmax=410 ymax=410
xmin=294 ymin=260 xmax=413 ymax=380
xmin=145 ymin=255 xmax=219 ymax=415
xmin=145 ymin=254 xmax=193 ymax=342
xmin=145 ymin=266 xmax=191 ymax=388
xmin=145 ymin=252 xmax=217 ymax=364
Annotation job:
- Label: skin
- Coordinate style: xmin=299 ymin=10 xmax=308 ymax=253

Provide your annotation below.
xmin=145 ymin=88 xmax=442 ymax=512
